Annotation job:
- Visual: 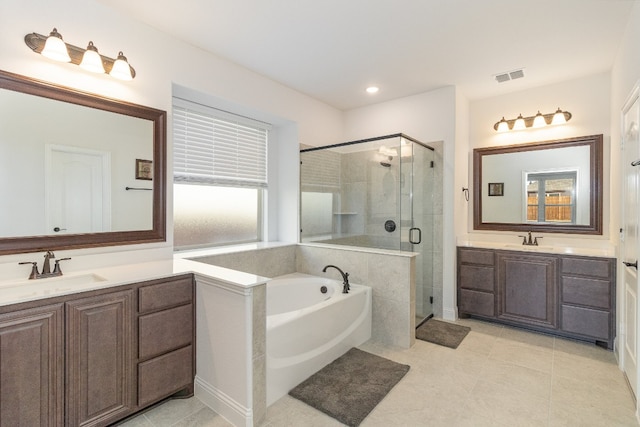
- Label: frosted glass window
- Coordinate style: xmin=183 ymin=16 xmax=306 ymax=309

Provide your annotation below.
xmin=172 ymin=98 xmax=269 ymax=249
xmin=173 ymin=184 xmax=260 ymax=249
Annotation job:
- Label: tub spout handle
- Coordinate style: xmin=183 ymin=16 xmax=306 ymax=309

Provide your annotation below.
xmin=322 ymin=264 xmax=350 ymax=293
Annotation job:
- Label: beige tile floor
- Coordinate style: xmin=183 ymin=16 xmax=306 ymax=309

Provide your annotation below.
xmin=118 ymin=318 xmax=638 ymax=426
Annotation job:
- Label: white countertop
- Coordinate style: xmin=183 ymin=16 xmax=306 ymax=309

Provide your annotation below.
xmin=457 ymin=240 xmax=616 ymax=258
xmin=0 ymin=257 xmax=269 ymax=307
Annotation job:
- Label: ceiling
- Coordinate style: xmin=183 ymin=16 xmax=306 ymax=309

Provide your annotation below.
xmin=100 ymin=0 xmax=637 ymax=110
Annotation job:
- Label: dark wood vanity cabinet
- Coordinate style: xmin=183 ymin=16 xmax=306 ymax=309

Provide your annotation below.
xmin=559 ymin=256 xmax=615 ymax=347
xmin=66 ymin=290 xmax=134 ymax=427
xmin=137 ymin=276 xmax=195 ymax=407
xmin=457 ymin=248 xmax=496 ymax=318
xmin=458 ymin=247 xmax=615 ymax=349
xmin=0 ymin=274 xmax=195 ymax=427
xmin=497 ymin=253 xmax=557 ymax=329
xmin=0 ymin=303 xmax=64 ymax=426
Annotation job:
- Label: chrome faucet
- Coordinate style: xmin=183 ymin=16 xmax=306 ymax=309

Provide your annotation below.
xmin=19 ymin=251 xmax=71 ymax=280
xmin=322 ymin=265 xmax=350 ymax=293
xmin=518 ymin=231 xmax=543 ymax=246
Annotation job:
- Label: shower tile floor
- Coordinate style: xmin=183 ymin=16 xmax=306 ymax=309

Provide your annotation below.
xmin=117 ymin=318 xmax=637 ymax=426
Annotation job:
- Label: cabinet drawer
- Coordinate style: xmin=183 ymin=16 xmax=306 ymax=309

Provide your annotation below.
xmin=138 ymin=345 xmax=193 ymax=407
xmin=561 ymin=257 xmax=611 ymax=279
xmin=139 ymin=304 xmax=193 ymax=360
xmin=561 ymin=277 xmax=611 ymax=309
xmin=561 ymin=305 xmax=609 ymax=340
xmin=459 ymin=265 xmax=494 ymax=292
xmin=139 ymin=276 xmax=193 ymax=313
xmin=459 ymin=289 xmax=495 ymax=317
xmin=459 ymin=249 xmax=494 ymax=266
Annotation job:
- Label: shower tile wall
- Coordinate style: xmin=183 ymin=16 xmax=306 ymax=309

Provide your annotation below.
xmin=341 ymin=150 xmax=399 ymax=249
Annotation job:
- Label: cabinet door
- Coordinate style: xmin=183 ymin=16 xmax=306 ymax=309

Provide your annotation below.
xmin=66 ymin=290 xmax=134 ymax=427
xmin=497 ymin=253 xmax=558 ymax=329
xmin=0 ymin=304 xmax=63 ymax=427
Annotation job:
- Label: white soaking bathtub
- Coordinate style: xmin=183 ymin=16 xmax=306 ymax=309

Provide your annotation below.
xmin=266 ymin=272 xmax=372 ymax=405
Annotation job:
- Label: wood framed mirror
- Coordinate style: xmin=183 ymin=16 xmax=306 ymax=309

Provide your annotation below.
xmin=473 ymin=134 xmax=603 ymax=235
xmin=0 ymin=70 xmax=166 ymax=254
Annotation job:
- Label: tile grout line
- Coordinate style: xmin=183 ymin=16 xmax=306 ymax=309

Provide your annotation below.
xmin=548 ymin=337 xmax=556 ymax=426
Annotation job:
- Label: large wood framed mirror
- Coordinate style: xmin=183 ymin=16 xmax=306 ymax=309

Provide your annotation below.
xmin=473 ymin=134 xmax=603 ymax=235
xmin=0 ymin=70 xmax=166 ymax=255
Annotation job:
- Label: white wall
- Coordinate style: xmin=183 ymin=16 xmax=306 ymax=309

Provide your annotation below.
xmin=465 ymin=72 xmax=613 ymax=248
xmin=0 ymin=0 xmax=342 ymax=274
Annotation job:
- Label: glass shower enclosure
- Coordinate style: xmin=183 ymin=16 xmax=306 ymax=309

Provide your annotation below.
xmin=300 ymin=133 xmax=435 ymax=325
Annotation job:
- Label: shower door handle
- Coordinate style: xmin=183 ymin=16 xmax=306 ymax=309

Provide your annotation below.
xmin=409 ymin=227 xmax=422 ymax=244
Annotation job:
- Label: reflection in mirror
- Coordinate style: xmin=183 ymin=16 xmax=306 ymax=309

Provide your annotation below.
xmin=0 ymin=70 xmax=166 ymax=255
xmin=0 ymin=88 xmax=154 ymax=237
xmin=473 ymin=134 xmax=602 ymax=235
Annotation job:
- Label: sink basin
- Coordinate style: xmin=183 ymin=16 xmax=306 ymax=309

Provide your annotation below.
xmin=504 ymin=244 xmax=554 ymax=252
xmin=0 ymin=273 xmax=107 ymax=301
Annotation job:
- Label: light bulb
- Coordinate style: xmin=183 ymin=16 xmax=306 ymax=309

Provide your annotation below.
xmin=109 ymin=51 xmax=133 ymax=81
xmin=79 ymin=41 xmax=105 ymax=73
xmin=551 ymin=108 xmax=567 ymax=125
xmin=513 ymin=114 xmax=526 ymax=131
xmin=496 ymin=117 xmax=509 ymax=132
xmin=41 ymin=28 xmax=71 ymax=62
xmin=532 ymin=111 xmax=546 ymax=128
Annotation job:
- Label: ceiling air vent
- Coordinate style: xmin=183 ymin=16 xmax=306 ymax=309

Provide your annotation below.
xmin=494 ymin=68 xmax=525 ymax=83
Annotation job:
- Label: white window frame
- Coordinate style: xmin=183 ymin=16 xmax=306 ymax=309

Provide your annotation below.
xmin=172 ymin=97 xmax=270 ymax=248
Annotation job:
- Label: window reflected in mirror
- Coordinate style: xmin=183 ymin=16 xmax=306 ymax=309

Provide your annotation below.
xmin=526 ymin=171 xmax=576 ymax=224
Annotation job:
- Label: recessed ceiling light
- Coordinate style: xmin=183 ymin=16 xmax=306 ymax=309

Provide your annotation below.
xmin=366 ymin=86 xmax=379 ymax=94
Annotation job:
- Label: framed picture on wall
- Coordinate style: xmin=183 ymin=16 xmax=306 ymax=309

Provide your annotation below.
xmin=135 ymin=159 xmax=153 ymax=180
xmin=488 ymin=182 xmax=504 ymax=196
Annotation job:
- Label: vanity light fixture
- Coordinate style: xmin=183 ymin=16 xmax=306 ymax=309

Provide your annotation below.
xmin=493 ymin=108 xmax=572 ymax=132
xmin=25 ymin=29 xmax=136 ymax=80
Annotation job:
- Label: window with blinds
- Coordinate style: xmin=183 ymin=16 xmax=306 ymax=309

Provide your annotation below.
xmin=172 ymin=98 xmax=269 ymax=249
xmin=173 ymin=99 xmax=269 ymax=188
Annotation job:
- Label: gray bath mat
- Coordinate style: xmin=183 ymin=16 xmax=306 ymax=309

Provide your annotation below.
xmin=416 ymin=319 xmax=470 ymax=349
xmin=288 ymin=347 xmax=410 ymax=426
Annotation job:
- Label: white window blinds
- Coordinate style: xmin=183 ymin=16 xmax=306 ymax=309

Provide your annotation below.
xmin=173 ymin=98 xmax=269 ymax=188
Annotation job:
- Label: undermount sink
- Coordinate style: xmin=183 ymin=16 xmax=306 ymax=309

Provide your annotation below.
xmin=0 ymin=273 xmax=107 ymax=301
xmin=504 ymin=244 xmax=554 ymax=252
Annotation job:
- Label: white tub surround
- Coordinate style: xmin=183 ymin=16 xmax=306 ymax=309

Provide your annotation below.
xmin=0 ymin=257 xmax=268 ymax=427
xmin=266 ymin=273 xmax=372 ymax=405
xmin=195 ymin=274 xmax=267 ymax=427
xmin=191 ymin=243 xmax=417 ymax=349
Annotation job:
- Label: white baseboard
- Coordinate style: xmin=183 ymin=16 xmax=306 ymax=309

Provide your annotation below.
xmin=442 ymin=307 xmax=457 ymax=321
xmin=195 ymin=376 xmax=254 ymax=427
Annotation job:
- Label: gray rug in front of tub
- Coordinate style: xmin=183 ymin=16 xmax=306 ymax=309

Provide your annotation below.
xmin=288 ymin=347 xmax=410 ymax=427
xmin=416 ymin=318 xmax=470 ymax=349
